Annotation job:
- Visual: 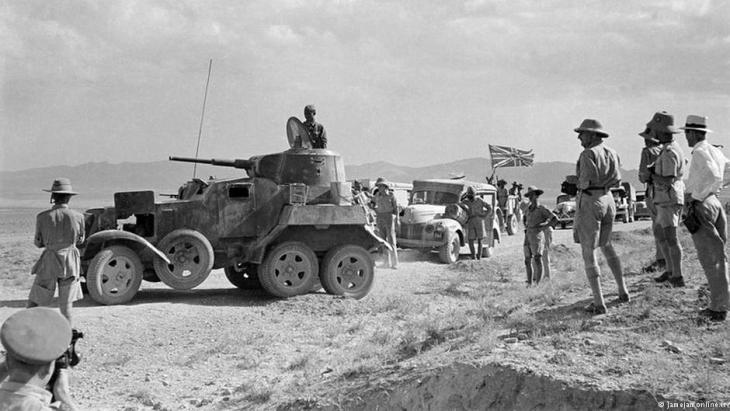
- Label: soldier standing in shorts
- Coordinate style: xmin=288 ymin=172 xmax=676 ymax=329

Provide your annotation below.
xmin=28 ymin=178 xmax=85 ymax=327
xmin=646 ymin=112 xmax=687 ymax=288
xmin=462 ymin=186 xmax=490 ymax=260
xmin=522 ymin=186 xmax=558 ymax=285
xmin=572 ymin=119 xmax=629 ymax=314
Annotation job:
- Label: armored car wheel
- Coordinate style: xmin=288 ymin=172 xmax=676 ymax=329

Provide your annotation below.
xmin=438 ymin=232 xmax=460 ymax=264
xmin=86 ymin=245 xmax=143 ymax=305
xmin=259 ymin=242 xmax=319 ymax=298
xmin=224 ymin=263 xmax=261 ymax=290
xmin=320 ymin=245 xmax=374 ymax=299
xmin=154 ymin=229 xmax=214 ymax=290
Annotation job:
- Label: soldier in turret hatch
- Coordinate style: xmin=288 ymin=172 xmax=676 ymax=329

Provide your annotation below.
xmin=303 ymin=105 xmax=327 ymax=149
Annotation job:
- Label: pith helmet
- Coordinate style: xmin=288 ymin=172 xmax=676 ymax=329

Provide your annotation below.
xmin=646 ymin=111 xmax=680 ymax=134
xmin=42 ymin=178 xmax=78 ymax=195
xmin=1 ymin=307 xmax=72 ymax=364
xmin=680 ymin=115 xmax=712 ymax=133
xmin=574 ymin=119 xmax=609 ymax=137
xmin=524 ymin=186 xmax=544 ymax=198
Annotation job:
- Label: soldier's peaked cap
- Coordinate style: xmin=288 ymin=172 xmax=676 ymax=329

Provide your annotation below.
xmin=42 ymin=178 xmax=78 ymax=195
xmin=574 ymin=119 xmax=609 ymax=137
xmin=1 ymin=307 xmax=72 ymax=364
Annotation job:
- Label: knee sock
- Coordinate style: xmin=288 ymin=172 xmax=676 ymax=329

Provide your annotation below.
xmin=586 ymin=265 xmax=605 ymax=307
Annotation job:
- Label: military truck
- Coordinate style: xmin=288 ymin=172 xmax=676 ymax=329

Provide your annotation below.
xmin=80 ymin=117 xmax=388 ymax=305
xmin=397 ymin=179 xmax=500 ymax=263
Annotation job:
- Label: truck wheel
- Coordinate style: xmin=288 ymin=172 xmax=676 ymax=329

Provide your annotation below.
xmin=259 ymin=242 xmax=319 ymax=298
xmin=224 ymin=263 xmax=261 ymax=290
xmin=154 ymin=229 xmax=214 ymax=290
xmin=86 ymin=245 xmax=143 ymax=305
xmin=438 ymin=232 xmax=460 ymax=264
xmin=320 ymin=245 xmax=374 ymax=299
xmin=506 ymin=214 xmax=518 ymax=236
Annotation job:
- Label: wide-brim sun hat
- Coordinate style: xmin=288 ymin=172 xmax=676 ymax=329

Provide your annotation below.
xmin=574 ymin=119 xmax=609 ymax=137
xmin=42 ymin=178 xmax=78 ymax=195
xmin=680 ymin=114 xmax=713 ymax=133
xmin=646 ymin=111 xmax=680 ymax=134
xmin=524 ymin=185 xmax=544 ymax=197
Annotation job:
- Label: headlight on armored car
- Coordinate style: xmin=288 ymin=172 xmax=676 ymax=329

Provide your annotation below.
xmin=425 ymin=224 xmax=435 ymax=234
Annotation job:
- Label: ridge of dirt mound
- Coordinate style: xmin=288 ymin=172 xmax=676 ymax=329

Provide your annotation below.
xmin=307 ymin=362 xmax=665 ymax=410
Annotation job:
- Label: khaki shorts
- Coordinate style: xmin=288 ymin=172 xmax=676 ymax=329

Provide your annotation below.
xmin=28 ymin=275 xmax=83 ymax=307
xmin=573 ymin=191 xmax=615 ymax=249
xmin=655 ymin=204 xmax=682 ymax=228
xmin=523 ymin=228 xmax=545 ymax=257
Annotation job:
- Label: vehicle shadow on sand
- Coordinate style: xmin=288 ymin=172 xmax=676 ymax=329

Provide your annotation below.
xmin=0 ymin=288 xmax=329 ymax=309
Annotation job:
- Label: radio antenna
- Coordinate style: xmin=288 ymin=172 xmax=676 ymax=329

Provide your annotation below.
xmin=193 ymin=59 xmax=213 ymax=179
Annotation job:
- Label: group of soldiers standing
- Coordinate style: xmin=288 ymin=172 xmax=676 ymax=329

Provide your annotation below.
xmin=569 ymin=112 xmax=728 ymax=321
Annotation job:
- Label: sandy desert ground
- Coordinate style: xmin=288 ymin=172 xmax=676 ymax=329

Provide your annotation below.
xmin=1 ymin=207 xmax=728 ymax=410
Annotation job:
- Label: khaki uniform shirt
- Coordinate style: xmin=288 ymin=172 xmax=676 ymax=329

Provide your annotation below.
xmin=374 ymin=191 xmax=398 ymax=215
xmin=303 ymin=120 xmax=327 ymax=149
xmin=32 ymin=204 xmax=85 ymax=281
xmin=0 ymin=381 xmax=66 ymax=410
xmin=653 ymin=141 xmax=686 ymax=205
xmin=576 ymin=142 xmax=621 ymax=190
xmin=524 ymin=204 xmax=556 ymax=232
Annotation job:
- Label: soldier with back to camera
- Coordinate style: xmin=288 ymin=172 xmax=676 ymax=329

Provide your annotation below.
xmin=572 ymin=119 xmax=629 ymax=315
xmin=28 ymin=179 xmax=85 ymax=328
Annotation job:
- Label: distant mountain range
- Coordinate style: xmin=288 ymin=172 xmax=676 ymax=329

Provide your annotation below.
xmin=0 ymin=158 xmax=642 ymax=208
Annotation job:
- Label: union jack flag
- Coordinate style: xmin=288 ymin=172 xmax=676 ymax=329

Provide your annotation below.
xmin=488 ymin=144 xmax=535 ymax=168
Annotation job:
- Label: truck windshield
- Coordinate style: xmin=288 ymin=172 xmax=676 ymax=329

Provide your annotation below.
xmin=411 ymin=190 xmax=459 ymax=205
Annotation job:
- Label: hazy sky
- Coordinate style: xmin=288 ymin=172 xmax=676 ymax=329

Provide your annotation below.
xmin=2 ymin=0 xmax=729 ymax=172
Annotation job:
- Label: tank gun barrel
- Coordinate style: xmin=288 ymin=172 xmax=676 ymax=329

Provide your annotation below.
xmin=169 ymin=156 xmax=254 ymax=169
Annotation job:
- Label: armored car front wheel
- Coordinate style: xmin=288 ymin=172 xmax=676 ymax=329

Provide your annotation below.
xmin=86 ymin=245 xmax=143 ymax=305
xmin=259 ymin=242 xmax=319 ymax=298
xmin=320 ymin=245 xmax=374 ymax=299
xmin=154 ymin=229 xmax=214 ymax=290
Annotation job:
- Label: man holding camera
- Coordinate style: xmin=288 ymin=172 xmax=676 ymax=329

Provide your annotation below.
xmin=28 ymin=178 xmax=85 ymax=327
xmin=682 ymin=115 xmax=729 ymax=322
xmin=0 ymin=307 xmax=78 ymax=410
